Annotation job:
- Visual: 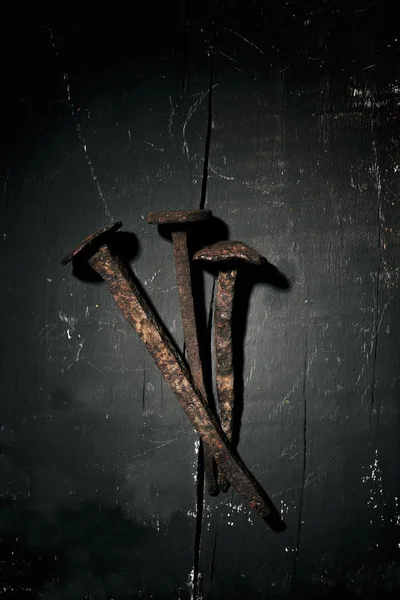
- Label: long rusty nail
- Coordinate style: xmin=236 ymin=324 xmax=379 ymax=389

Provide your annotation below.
xmin=62 ymin=223 xmax=273 ymax=522
xmin=194 ymin=241 xmax=266 ymax=492
xmin=147 ymin=209 xmax=219 ymax=496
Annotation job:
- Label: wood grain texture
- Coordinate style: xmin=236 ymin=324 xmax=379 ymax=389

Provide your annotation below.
xmin=1 ymin=3 xmax=400 ymax=598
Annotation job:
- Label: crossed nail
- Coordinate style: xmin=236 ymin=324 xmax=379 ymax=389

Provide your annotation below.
xmin=62 ymin=218 xmax=281 ymax=527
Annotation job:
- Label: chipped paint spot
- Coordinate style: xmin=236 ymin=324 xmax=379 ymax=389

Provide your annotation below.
xmin=361 ymin=449 xmax=386 ymax=513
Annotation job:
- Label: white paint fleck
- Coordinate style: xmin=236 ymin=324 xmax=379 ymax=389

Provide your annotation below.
xmin=192 ymin=439 xmax=200 ymax=484
xmin=144 ymin=269 xmax=162 ymax=288
xmin=58 ymin=311 xmax=77 ymax=338
xmin=361 ymin=449 xmax=386 ymax=515
xmin=187 ymin=567 xmax=195 ymax=600
xmin=280 ymin=500 xmax=289 ymax=516
xmin=154 ymin=516 xmax=160 ymax=532
xmin=145 ymin=141 xmax=164 ymax=152
xmin=394 ymin=497 xmax=400 ymax=526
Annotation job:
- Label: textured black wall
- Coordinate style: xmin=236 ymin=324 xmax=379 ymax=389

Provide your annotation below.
xmin=1 ymin=2 xmax=400 ymax=598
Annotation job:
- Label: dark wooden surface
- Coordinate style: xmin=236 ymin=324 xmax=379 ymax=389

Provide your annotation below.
xmin=1 ymin=3 xmax=400 ymax=598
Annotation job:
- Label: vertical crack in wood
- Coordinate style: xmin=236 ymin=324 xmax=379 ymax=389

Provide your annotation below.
xmin=192 ymin=53 xmax=216 ymax=596
xmin=191 ymin=254 xmax=216 ymax=599
xmin=199 ymin=54 xmax=215 ymax=210
xmin=293 ymin=331 xmax=308 ymax=588
xmin=234 ymin=522 xmax=245 ymax=595
xmin=181 ymin=0 xmax=189 ymax=97
xmin=209 ymin=525 xmax=218 ymax=582
xmin=193 ymin=439 xmax=205 ymax=599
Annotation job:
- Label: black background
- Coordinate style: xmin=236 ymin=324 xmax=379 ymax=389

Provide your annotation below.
xmin=1 ymin=2 xmax=400 ymax=598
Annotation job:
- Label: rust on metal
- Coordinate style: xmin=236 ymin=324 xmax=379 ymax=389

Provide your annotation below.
xmin=61 ymin=221 xmax=122 ymax=265
xmin=62 ymin=225 xmax=273 ymax=522
xmin=213 ymin=270 xmax=236 ymax=441
xmin=147 ymin=209 xmax=212 ymax=225
xmin=148 ymin=209 xmax=219 ymax=496
xmin=194 ymin=240 xmax=265 ymax=265
xmin=194 ymin=241 xmax=266 ymax=492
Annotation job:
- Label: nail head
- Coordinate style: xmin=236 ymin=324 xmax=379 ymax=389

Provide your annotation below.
xmin=193 ymin=241 xmax=265 ymax=265
xmin=61 ymin=221 xmax=123 ymax=265
xmin=147 ymin=210 xmax=212 ymax=226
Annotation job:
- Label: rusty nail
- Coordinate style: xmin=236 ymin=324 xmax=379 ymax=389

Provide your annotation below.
xmin=62 ymin=224 xmax=272 ymax=522
xmin=194 ymin=241 xmax=266 ymax=492
xmin=147 ymin=209 xmax=219 ymax=496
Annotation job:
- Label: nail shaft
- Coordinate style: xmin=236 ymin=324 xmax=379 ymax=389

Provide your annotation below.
xmin=214 ymin=269 xmax=236 ymax=441
xmin=171 ymin=230 xmax=219 ymax=495
xmin=214 ymin=269 xmax=237 ymax=491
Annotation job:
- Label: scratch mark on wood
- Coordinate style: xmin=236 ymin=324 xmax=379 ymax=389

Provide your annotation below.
xmin=352 ymin=0 xmax=378 ymax=14
xmin=45 ymin=23 xmax=111 ymax=218
xmin=64 ymin=73 xmax=111 ymax=217
xmin=81 ymin=358 xmax=105 ymax=373
xmin=168 ymin=95 xmax=175 ymax=140
xmin=269 ymin=349 xmax=317 ymax=419
xmin=127 ymin=439 xmax=177 ymax=462
xmin=209 ymin=163 xmax=235 ymax=181
xmin=182 ymin=84 xmax=217 ymax=162
xmin=45 ymin=22 xmax=58 ymax=57
xmin=219 ymin=51 xmax=242 ymax=72
xmin=65 ymin=339 xmax=84 ymax=371
xmin=38 ymin=323 xmax=56 ymax=347
xmin=219 ymin=25 xmax=265 ymax=55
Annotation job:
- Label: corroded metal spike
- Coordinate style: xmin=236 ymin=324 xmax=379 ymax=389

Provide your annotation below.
xmin=62 ymin=225 xmax=273 ymax=522
xmin=148 ymin=209 xmax=219 ymax=496
xmin=194 ymin=240 xmax=266 ymax=492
